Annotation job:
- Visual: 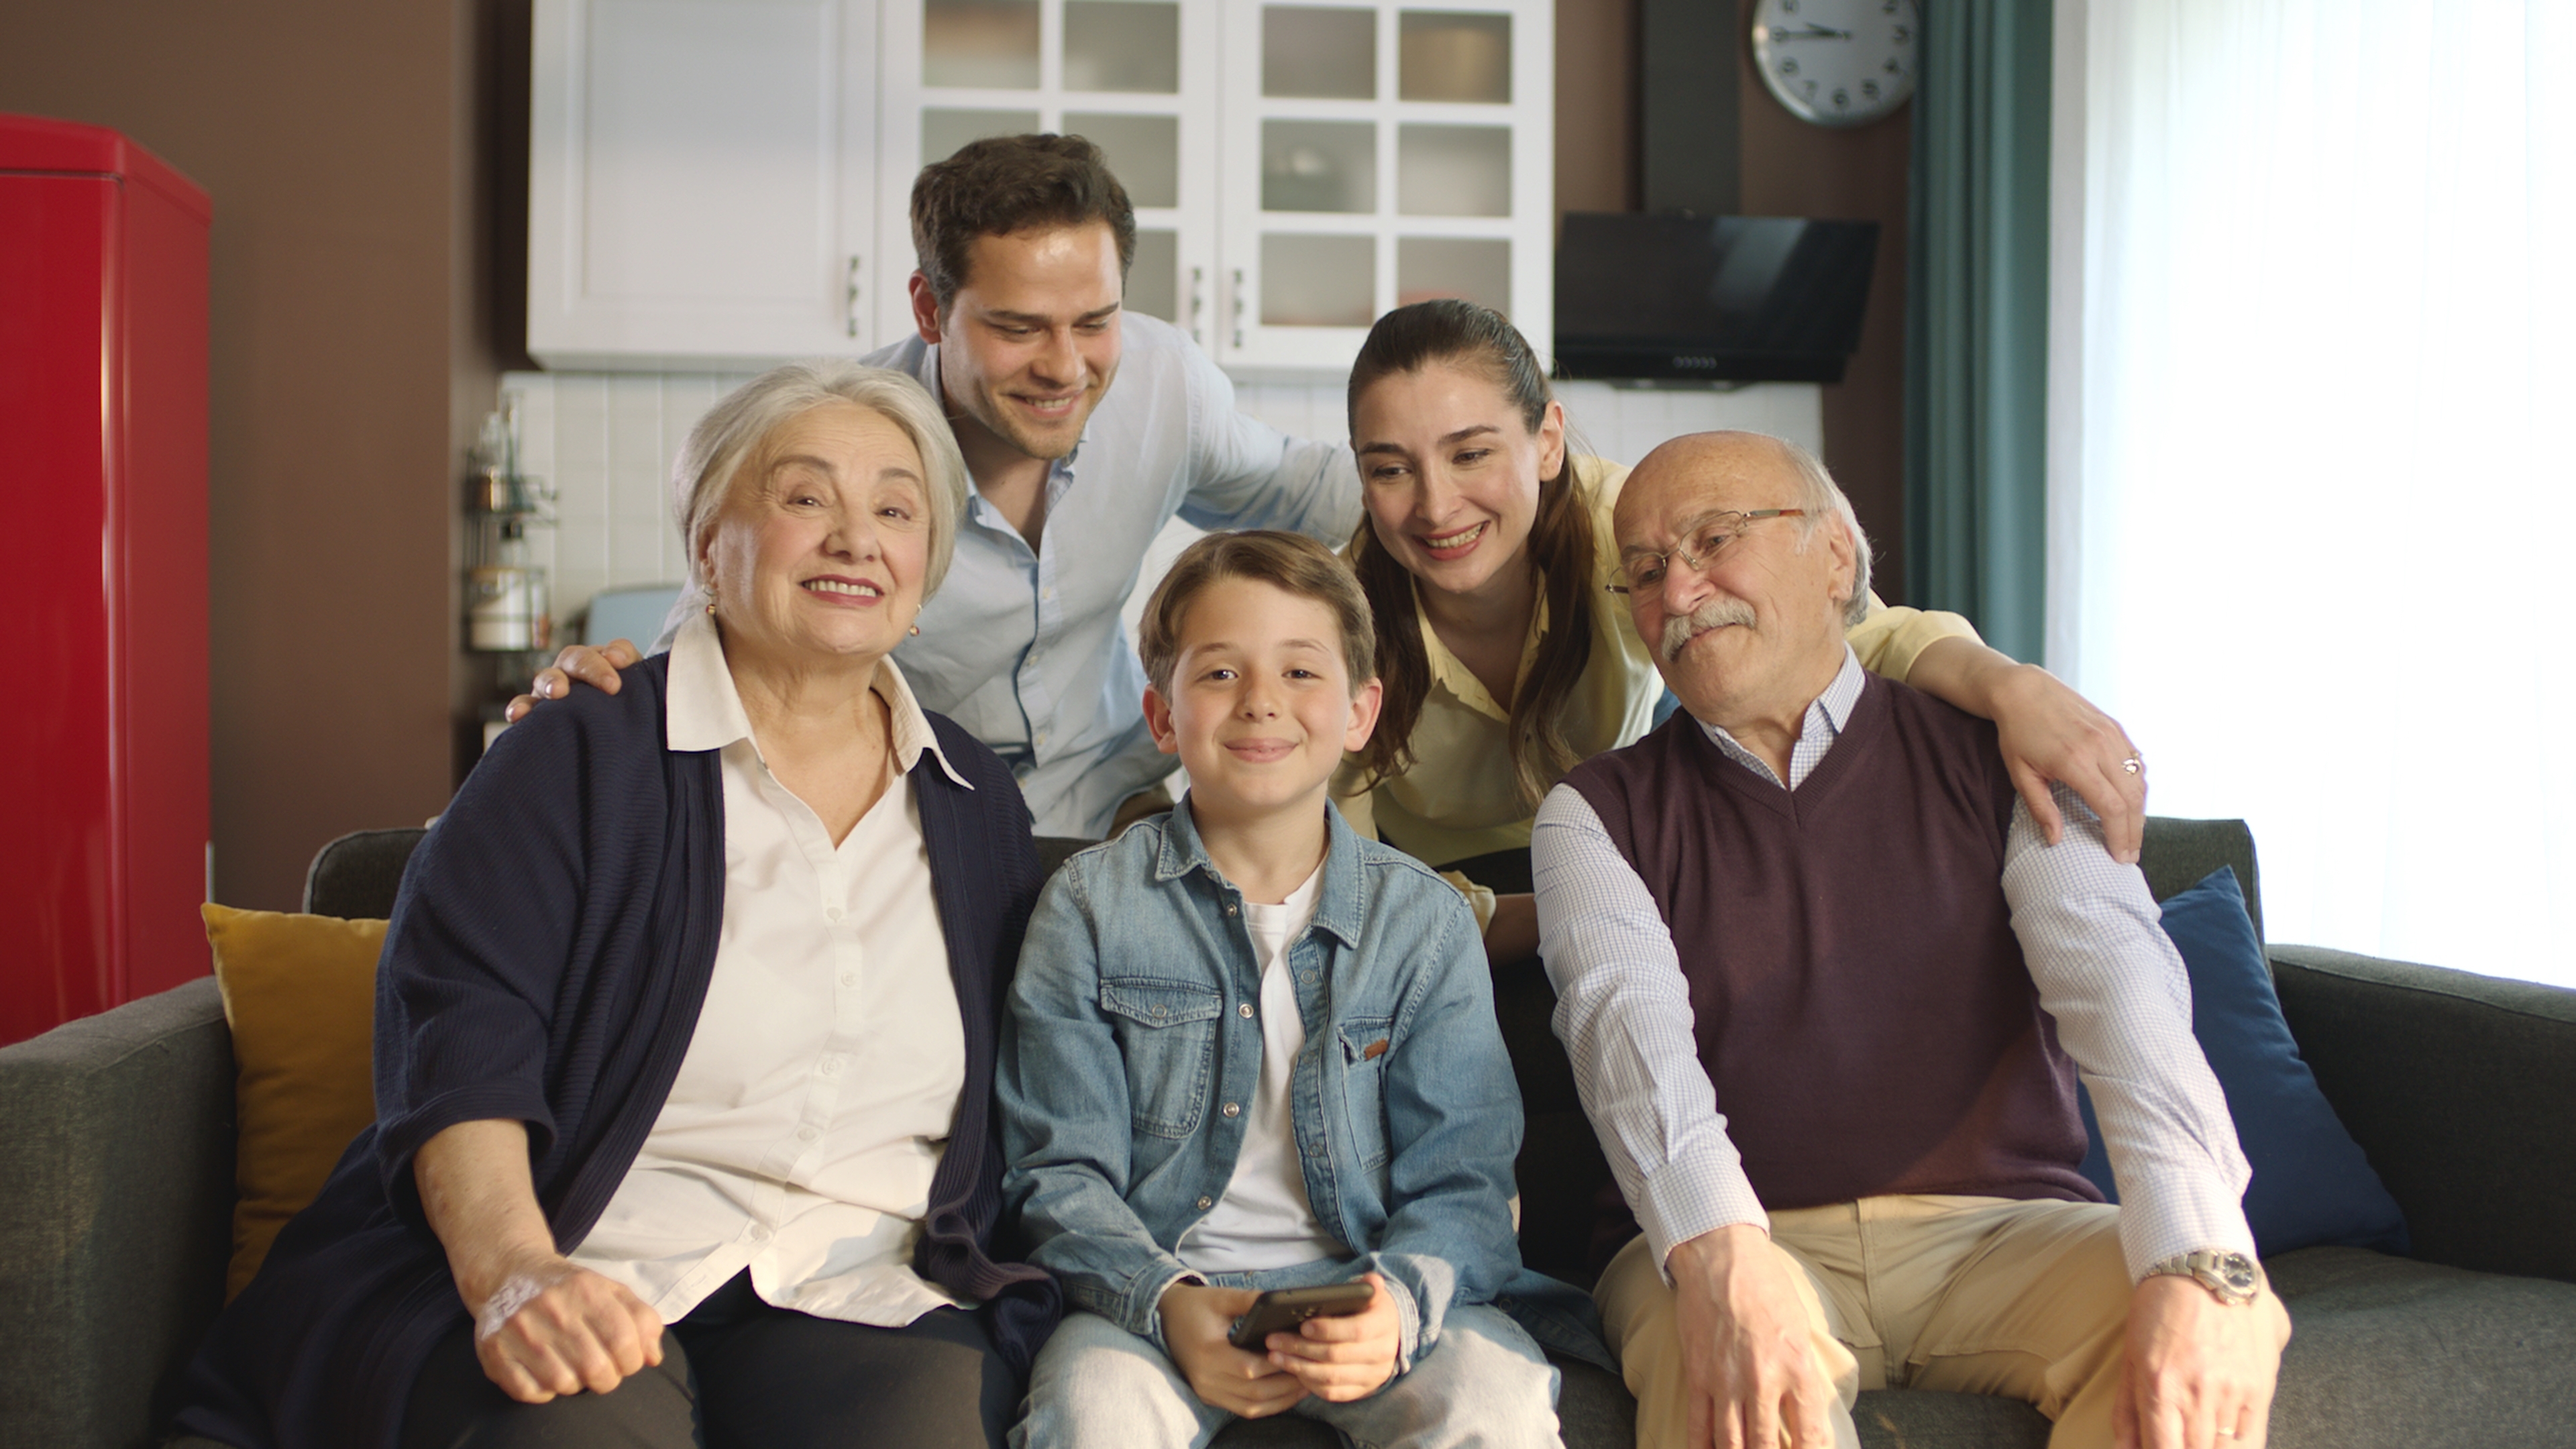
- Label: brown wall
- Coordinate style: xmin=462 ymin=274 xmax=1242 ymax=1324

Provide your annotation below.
xmin=1 ymin=1 xmax=509 ymax=912
xmin=1556 ymin=0 xmax=1640 ymax=221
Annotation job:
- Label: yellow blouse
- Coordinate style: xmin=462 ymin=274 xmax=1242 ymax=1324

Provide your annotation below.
xmin=1330 ymin=457 xmax=1980 ymax=923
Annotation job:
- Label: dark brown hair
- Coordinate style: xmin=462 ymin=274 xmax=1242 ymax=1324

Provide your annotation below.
xmin=1138 ymin=531 xmax=1377 ymax=696
xmin=910 ymin=134 xmax=1137 ymax=312
xmin=1345 ymin=299 xmax=1598 ymax=809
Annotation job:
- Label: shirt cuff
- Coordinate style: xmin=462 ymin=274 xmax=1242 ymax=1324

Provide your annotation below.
xmin=1637 ymin=1148 xmax=1770 ymax=1283
xmin=2111 ymin=1172 xmax=2261 ymax=1282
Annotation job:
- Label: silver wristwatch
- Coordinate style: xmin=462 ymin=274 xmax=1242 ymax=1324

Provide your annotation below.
xmin=2145 ymin=1248 xmax=2264 ymax=1307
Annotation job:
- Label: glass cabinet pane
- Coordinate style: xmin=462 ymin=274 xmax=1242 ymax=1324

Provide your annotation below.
xmin=1065 ymin=1 xmax=1180 ymax=93
xmin=1127 ymin=229 xmax=1179 ymax=321
xmin=1262 ymin=121 xmax=1376 ymax=213
xmin=922 ymin=108 xmax=1044 ymax=164
xmin=1066 ymin=112 xmax=1180 ymax=208
xmin=1398 ymin=11 xmax=1510 ymax=103
xmin=1262 ymin=235 xmax=1376 ymax=325
xmin=1397 ymin=237 xmax=1509 ymax=313
xmin=1263 ymin=7 xmax=1376 ymax=99
xmin=924 ymin=0 xmax=1041 ymax=89
xmin=1397 ymin=124 xmax=1510 ymax=215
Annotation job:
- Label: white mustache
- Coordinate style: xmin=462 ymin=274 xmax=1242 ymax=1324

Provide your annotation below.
xmin=1658 ymin=598 xmax=1756 ymax=662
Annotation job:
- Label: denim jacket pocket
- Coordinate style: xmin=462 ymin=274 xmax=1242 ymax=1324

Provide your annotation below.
xmin=1334 ymin=1016 xmax=1397 ymax=1171
xmin=1100 ymin=977 xmax=1225 ymax=1139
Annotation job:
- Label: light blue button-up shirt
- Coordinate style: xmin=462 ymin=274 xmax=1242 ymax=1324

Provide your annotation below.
xmin=664 ymin=313 xmax=1358 ymax=837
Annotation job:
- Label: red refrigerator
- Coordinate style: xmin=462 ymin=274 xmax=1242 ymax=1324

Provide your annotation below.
xmin=1 ymin=115 xmax=211 ymax=1046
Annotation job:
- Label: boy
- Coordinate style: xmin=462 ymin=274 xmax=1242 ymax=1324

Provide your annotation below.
xmin=999 ymin=531 xmax=1568 ymax=1447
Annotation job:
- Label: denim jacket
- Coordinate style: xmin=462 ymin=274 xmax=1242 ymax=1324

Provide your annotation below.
xmin=1000 ymin=798 xmax=1603 ymax=1371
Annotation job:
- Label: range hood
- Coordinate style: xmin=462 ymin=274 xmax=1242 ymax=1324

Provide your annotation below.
xmin=1554 ymin=213 xmax=1880 ymax=384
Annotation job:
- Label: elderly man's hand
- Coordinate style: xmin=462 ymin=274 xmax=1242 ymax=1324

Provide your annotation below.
xmin=503 ymin=639 xmax=642 ymax=723
xmin=2114 ymin=1274 xmax=2286 ymax=1449
xmin=1668 ymin=1224 xmax=1838 ymax=1449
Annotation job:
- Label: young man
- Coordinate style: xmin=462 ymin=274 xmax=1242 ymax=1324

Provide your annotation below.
xmin=998 ymin=531 xmax=1579 ymax=1448
xmin=521 ymin=135 xmax=1360 ymax=837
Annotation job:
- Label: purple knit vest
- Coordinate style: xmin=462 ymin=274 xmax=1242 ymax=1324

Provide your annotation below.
xmin=1565 ymin=674 xmax=2098 ymax=1230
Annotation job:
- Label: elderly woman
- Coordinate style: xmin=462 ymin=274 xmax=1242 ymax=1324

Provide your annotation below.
xmin=172 ymin=362 xmax=1059 ymax=1449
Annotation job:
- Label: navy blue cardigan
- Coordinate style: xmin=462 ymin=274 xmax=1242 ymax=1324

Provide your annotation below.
xmin=173 ymin=655 xmax=1061 ymax=1449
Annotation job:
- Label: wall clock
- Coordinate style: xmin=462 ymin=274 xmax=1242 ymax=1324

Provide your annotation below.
xmin=1748 ymin=0 xmax=1919 ymax=128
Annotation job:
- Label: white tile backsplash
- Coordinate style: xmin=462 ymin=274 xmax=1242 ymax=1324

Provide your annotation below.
xmin=498 ymin=367 xmax=1824 ymax=640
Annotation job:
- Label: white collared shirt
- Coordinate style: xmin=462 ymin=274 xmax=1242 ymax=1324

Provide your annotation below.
xmin=570 ymin=614 xmax=977 ymax=1326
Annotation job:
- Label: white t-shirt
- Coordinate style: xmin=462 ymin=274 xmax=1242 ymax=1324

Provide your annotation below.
xmin=1177 ymin=861 xmax=1347 ymax=1273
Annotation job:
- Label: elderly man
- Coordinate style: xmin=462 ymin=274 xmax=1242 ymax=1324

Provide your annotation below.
xmin=1531 ymin=431 xmax=2290 ymax=1449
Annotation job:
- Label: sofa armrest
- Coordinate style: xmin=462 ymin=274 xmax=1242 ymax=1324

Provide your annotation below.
xmin=0 ymin=977 xmax=236 ymax=1448
xmin=2270 ymin=945 xmax=2576 ymax=1285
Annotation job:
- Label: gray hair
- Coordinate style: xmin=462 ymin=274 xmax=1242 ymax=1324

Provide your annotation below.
xmin=1774 ymin=437 xmax=1874 ymax=627
xmin=670 ymin=361 xmax=969 ymax=599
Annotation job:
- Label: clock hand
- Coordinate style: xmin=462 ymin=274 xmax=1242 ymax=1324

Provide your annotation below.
xmin=1768 ymin=23 xmax=1854 ymax=40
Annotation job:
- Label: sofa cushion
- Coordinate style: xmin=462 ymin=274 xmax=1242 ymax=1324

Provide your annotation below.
xmin=2265 ymin=1245 xmax=2576 ymax=1448
xmin=203 ymin=902 xmax=385 ymax=1299
xmin=2076 ymin=867 xmax=2408 ymax=1258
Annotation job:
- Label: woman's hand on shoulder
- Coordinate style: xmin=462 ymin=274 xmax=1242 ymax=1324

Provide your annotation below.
xmin=1986 ymin=663 xmax=2147 ymax=864
xmin=466 ymin=1248 xmax=666 ymax=1403
xmin=502 ymin=639 xmax=643 ymax=724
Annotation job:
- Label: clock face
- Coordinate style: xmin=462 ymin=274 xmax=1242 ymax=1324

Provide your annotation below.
xmin=1750 ymin=0 xmax=1919 ymax=128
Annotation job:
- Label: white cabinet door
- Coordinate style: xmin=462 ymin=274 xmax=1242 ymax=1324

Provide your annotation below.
xmin=529 ymin=0 xmax=879 ymax=370
xmin=873 ymin=0 xmax=1220 ymax=350
xmin=1215 ymin=0 xmax=1552 ymax=377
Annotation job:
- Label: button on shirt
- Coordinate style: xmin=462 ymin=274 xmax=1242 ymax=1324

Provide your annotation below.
xmin=1532 ymin=647 xmax=2255 ymax=1284
xmin=658 ymin=313 xmax=1360 ymax=838
xmin=570 ymin=614 xmax=975 ymax=1326
xmin=1176 ymin=861 xmax=1345 ymax=1274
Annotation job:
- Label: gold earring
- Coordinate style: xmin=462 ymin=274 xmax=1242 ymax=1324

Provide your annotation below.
xmin=908 ymin=622 xmax=921 ymax=637
xmin=705 ymin=600 xmax=716 ymax=616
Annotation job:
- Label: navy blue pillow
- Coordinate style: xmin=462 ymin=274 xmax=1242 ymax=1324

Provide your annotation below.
xmin=2075 ymin=865 xmax=2409 ymax=1258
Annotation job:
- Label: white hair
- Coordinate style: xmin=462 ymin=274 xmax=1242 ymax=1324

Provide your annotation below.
xmin=669 ymin=361 xmax=969 ymax=599
xmin=1774 ymin=437 xmax=1874 ymax=627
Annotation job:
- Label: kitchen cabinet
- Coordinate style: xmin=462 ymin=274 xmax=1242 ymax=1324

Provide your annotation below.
xmin=529 ymin=0 xmax=1552 ymax=376
xmin=527 ymin=0 xmax=880 ymax=370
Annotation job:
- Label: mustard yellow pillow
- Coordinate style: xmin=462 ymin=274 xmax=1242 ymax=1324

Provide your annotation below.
xmin=201 ymin=903 xmax=386 ymax=1301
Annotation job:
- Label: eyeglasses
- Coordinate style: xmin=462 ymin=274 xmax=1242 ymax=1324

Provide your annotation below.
xmin=1607 ymin=509 xmax=1806 ymax=595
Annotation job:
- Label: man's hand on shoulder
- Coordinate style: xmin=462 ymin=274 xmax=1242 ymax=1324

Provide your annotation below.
xmin=1668 ymin=1223 xmax=1837 ymax=1449
xmin=2115 ymin=1273 xmax=2287 ymax=1449
xmin=503 ymin=640 xmax=641 ymax=722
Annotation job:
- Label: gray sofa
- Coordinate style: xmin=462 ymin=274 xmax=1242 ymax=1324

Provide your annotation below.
xmin=3 ymin=819 xmax=2571 ymax=1448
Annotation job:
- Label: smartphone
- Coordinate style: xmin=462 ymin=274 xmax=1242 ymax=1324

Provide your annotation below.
xmin=1226 ymin=1281 xmax=1374 ymax=1350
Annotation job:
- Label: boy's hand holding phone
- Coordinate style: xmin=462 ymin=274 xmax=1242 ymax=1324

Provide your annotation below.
xmin=1261 ymin=1273 xmax=1401 ymax=1403
xmin=1160 ymin=1282 xmax=1309 ymax=1417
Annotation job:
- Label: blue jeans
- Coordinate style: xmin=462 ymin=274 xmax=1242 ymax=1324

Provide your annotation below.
xmin=1013 ymin=1266 xmax=1563 ymax=1449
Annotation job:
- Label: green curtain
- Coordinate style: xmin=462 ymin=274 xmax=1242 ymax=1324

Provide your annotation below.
xmin=1904 ymin=0 xmax=2053 ymax=663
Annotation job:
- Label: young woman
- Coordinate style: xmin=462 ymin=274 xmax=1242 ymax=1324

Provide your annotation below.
xmin=1334 ymin=300 xmax=2143 ymax=959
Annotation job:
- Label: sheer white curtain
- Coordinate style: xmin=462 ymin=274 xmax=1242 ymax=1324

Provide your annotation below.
xmin=2047 ymin=0 xmax=2575 ymax=984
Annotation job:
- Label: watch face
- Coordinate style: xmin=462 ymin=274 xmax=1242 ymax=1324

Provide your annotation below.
xmin=1750 ymin=0 xmax=1919 ymax=128
xmin=2213 ymin=1252 xmax=2260 ymax=1294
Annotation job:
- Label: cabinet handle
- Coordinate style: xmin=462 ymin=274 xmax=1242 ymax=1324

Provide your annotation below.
xmin=847 ymin=255 xmax=863 ymax=339
xmin=1230 ymin=268 xmax=1246 ymax=352
xmin=1189 ymin=266 xmax=1206 ymax=346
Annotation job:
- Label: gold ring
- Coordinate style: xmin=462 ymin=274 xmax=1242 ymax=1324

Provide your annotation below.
xmin=2121 ymin=757 xmax=2143 ymax=775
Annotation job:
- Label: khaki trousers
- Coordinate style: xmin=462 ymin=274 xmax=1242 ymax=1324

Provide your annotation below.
xmin=1597 ymin=1195 xmax=2290 ymax=1449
